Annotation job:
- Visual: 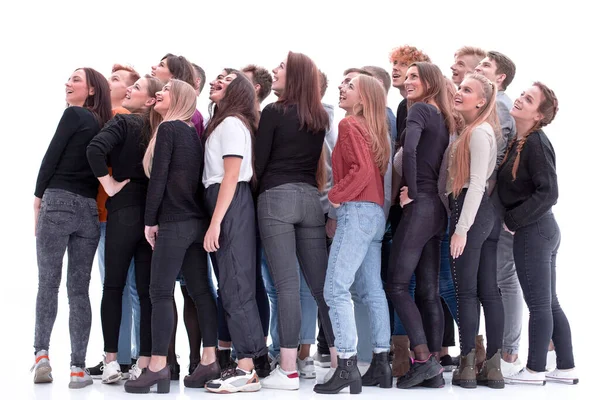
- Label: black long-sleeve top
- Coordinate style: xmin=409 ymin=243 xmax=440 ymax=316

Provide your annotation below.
xmin=400 ymin=102 xmax=449 ymax=199
xmin=497 ymin=130 xmax=558 ymax=231
xmin=86 ymin=114 xmax=150 ymax=212
xmin=255 ymin=103 xmax=326 ymax=194
xmin=395 ymin=98 xmax=408 ymax=152
xmin=144 ymin=120 xmax=206 ymax=226
xmin=35 ymin=107 xmax=101 ymax=199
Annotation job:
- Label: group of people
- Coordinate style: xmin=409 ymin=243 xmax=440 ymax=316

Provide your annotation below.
xmin=31 ymin=44 xmax=577 ymax=394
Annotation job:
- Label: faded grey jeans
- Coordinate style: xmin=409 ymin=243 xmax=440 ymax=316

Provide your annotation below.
xmin=497 ymin=228 xmax=523 ymax=355
xmin=34 ymin=189 xmax=100 ymax=367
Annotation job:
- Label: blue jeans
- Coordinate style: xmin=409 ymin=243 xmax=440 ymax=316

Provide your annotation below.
xmin=325 ymin=202 xmax=390 ymax=358
xmin=98 ymin=222 xmax=141 ymax=363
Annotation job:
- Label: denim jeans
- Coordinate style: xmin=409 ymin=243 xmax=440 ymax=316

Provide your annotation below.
xmin=497 ymin=228 xmax=523 ymax=354
xmin=387 ymin=193 xmax=446 ymax=352
xmin=325 ymin=202 xmax=390 ymax=358
xmin=258 ymin=183 xmax=335 ymax=349
xmin=450 ymin=191 xmax=504 ymax=358
xmin=34 ymin=189 xmax=100 ymax=367
xmin=512 ymin=212 xmax=575 ymax=372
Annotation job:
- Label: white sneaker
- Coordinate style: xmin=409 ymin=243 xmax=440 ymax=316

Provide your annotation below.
xmin=31 ymin=350 xmax=53 ymax=384
xmin=129 ymin=360 xmax=143 ymax=381
xmin=206 ymin=368 xmax=261 ymax=393
xmin=546 ymin=350 xmax=557 ymax=372
xmin=318 ymin=366 xmax=335 ymax=384
xmin=101 ymin=360 xmax=122 ymax=384
xmin=501 ymin=357 xmax=524 ymax=377
xmin=504 ymin=368 xmax=546 ymax=386
xmin=297 ymin=356 xmax=316 ymax=379
xmin=546 ymin=368 xmax=579 ymax=385
xmin=69 ymin=366 xmax=93 ymax=389
xmin=261 ymin=365 xmax=299 ymax=390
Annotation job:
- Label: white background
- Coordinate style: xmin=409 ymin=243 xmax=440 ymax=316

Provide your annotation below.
xmin=0 ymin=0 xmax=597 ymax=398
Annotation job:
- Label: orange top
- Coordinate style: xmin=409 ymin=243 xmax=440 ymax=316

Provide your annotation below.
xmin=96 ymin=107 xmax=131 ymax=222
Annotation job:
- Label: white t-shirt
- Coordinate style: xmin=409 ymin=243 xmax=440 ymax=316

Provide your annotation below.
xmin=203 ymin=116 xmax=253 ymax=188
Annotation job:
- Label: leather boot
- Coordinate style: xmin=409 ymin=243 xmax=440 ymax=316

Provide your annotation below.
xmin=477 ymin=349 xmax=504 ymax=389
xmin=475 ymin=335 xmax=486 ymax=369
xmin=452 ymin=349 xmax=476 ymax=389
xmin=361 ymin=352 xmax=393 ymax=388
xmin=392 ymin=336 xmax=410 ymax=377
xmin=124 ymin=366 xmax=170 ymax=394
xmin=183 ymin=361 xmax=221 ymax=388
xmin=313 ymin=356 xmax=362 ymax=394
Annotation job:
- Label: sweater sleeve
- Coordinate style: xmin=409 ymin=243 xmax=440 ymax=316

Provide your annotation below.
xmin=402 ymin=103 xmax=429 ymax=199
xmin=504 ymin=134 xmax=558 ymax=231
xmin=144 ymin=122 xmax=174 ymax=226
xmin=86 ymin=115 xmax=128 ymax=178
xmin=34 ymin=107 xmax=81 ymax=198
xmin=455 ymin=127 xmax=494 ymax=236
xmin=328 ymin=118 xmax=374 ymax=204
xmin=255 ymin=104 xmax=278 ymax=183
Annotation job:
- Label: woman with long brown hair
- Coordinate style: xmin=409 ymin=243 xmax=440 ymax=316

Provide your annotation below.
xmin=499 ymin=83 xmax=577 ymax=386
xmin=387 ymin=62 xmax=455 ymax=389
xmin=313 ymin=75 xmax=391 ymax=394
xmin=32 ymin=67 xmax=111 ymax=389
xmin=256 ymin=51 xmax=336 ymax=391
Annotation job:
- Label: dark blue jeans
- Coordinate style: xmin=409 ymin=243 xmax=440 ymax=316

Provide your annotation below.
xmin=513 ymin=212 xmax=574 ymax=372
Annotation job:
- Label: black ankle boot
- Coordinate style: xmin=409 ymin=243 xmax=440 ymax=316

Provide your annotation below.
xmin=169 ymin=363 xmax=180 ymax=381
xmin=362 ymin=352 xmax=393 ymax=388
xmin=314 ymin=356 xmax=362 ymax=394
xmin=217 ymin=349 xmax=237 ymax=371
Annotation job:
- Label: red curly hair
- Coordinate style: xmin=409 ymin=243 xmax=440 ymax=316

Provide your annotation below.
xmin=389 ymin=45 xmax=431 ymax=65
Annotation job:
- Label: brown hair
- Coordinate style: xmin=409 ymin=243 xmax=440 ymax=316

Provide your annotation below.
xmin=242 ymin=64 xmax=273 ymax=103
xmin=487 ymin=51 xmax=516 ymax=91
xmin=389 ymin=45 xmax=431 ymax=64
xmin=112 ymin=64 xmax=141 ymax=86
xmin=501 ymin=82 xmax=559 ymax=180
xmin=78 ymin=67 xmax=112 ymax=127
xmin=409 ymin=62 xmax=456 ymax=134
xmin=318 ymin=70 xmax=328 ymax=99
xmin=342 ymin=67 xmax=373 ymax=77
xmin=138 ymin=75 xmax=164 ymax=146
xmin=191 ymin=63 xmax=206 ymax=94
xmin=450 ymin=74 xmax=498 ymax=195
xmin=160 ymin=53 xmax=196 ymax=88
xmin=362 ymin=65 xmax=392 ymax=94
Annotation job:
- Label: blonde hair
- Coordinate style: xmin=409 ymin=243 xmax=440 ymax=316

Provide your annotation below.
xmin=352 ymin=75 xmax=390 ymax=175
xmin=449 ymin=74 xmax=499 ymax=196
xmin=143 ymin=79 xmax=197 ymax=177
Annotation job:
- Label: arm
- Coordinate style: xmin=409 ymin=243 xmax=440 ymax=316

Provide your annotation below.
xmin=34 ymin=107 xmax=81 ymax=198
xmin=328 ymin=119 xmax=374 ymax=204
xmin=144 ymin=123 xmax=174 ymax=226
xmin=254 ymin=104 xmax=278 ymax=183
xmin=504 ymin=134 xmax=558 ymax=231
xmin=402 ymin=104 xmax=428 ymax=199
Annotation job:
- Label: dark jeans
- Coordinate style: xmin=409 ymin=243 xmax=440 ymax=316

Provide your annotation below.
xmin=34 ymin=189 xmax=100 ymax=367
xmin=101 ymin=205 xmax=153 ymax=356
xmin=150 ymin=219 xmax=217 ymax=356
xmin=513 ymin=212 xmax=574 ymax=372
xmin=386 ymin=193 xmax=446 ymax=352
xmin=450 ymin=191 xmax=504 ymax=358
xmin=205 ymin=182 xmax=267 ymax=359
xmin=258 ymin=183 xmax=335 ymax=349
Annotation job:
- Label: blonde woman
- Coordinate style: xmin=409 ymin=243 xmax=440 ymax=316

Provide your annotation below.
xmin=124 ymin=80 xmax=217 ymax=394
xmin=314 ymin=75 xmax=391 ymax=394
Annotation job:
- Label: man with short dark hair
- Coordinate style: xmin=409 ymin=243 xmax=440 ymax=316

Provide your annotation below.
xmin=242 ymin=64 xmax=273 ymax=112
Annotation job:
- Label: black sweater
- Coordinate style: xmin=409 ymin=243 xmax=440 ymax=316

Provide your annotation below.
xmin=255 ymin=103 xmax=326 ymax=194
xmin=35 ymin=107 xmax=101 ymax=199
xmin=86 ymin=114 xmax=150 ymax=212
xmin=401 ymin=103 xmax=449 ymax=199
xmin=144 ymin=120 xmax=206 ymax=226
xmin=497 ymin=130 xmax=558 ymax=231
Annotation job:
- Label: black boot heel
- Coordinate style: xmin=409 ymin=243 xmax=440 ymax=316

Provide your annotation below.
xmin=157 ymin=378 xmax=170 ymax=394
xmin=361 ymin=352 xmax=393 ymax=388
xmin=350 ymin=379 xmax=362 ymax=394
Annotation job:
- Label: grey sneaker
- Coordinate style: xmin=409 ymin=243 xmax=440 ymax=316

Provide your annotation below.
xmin=297 ymin=356 xmax=316 ymax=379
xmin=31 ymin=350 xmax=53 ymax=384
xmin=312 ymin=350 xmax=331 ymax=368
xmin=69 ymin=366 xmax=93 ymax=389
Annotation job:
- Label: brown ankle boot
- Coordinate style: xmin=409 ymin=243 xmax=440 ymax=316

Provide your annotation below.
xmin=451 ymin=349 xmax=476 ymax=389
xmin=476 ymin=350 xmax=504 ymax=389
xmin=392 ymin=335 xmax=410 ymax=377
xmin=475 ymin=335 xmax=486 ymax=369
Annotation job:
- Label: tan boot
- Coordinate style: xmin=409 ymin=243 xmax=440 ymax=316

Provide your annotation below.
xmin=451 ymin=349 xmax=476 ymax=389
xmin=476 ymin=349 xmax=504 ymax=389
xmin=391 ymin=335 xmax=410 ymax=377
xmin=475 ymin=335 xmax=486 ymax=369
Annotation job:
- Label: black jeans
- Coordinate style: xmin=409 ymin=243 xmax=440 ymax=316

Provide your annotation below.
xmin=101 ymin=205 xmax=153 ymax=356
xmin=150 ymin=218 xmax=217 ymax=356
xmin=386 ymin=193 xmax=446 ymax=352
xmin=258 ymin=183 xmax=335 ymax=349
xmin=513 ymin=212 xmax=575 ymax=372
xmin=205 ymin=182 xmax=267 ymax=359
xmin=450 ymin=191 xmax=504 ymax=358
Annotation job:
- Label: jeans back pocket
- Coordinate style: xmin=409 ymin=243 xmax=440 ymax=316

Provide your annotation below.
xmin=266 ymin=189 xmax=297 ymax=222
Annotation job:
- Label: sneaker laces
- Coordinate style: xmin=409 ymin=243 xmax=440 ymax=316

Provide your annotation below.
xmin=129 ymin=362 xmax=143 ymax=380
xmin=220 ymin=366 xmax=238 ymax=380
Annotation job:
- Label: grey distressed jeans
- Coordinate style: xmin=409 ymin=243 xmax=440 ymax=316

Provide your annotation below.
xmin=34 ymin=189 xmax=100 ymax=367
xmin=497 ymin=228 xmax=523 ymax=354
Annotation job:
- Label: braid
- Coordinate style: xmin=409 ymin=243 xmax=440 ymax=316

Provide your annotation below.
xmin=510 ymin=123 xmax=540 ymax=181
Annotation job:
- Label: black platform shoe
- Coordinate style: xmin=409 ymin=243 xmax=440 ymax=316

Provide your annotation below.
xmin=124 ymin=366 xmax=170 ymax=394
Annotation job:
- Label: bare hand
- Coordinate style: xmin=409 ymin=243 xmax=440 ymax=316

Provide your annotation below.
xmin=325 ymin=218 xmax=337 ymax=239
xmin=145 ymin=225 xmax=159 ymax=249
xmin=450 ymin=232 xmax=467 ymax=259
xmin=503 ymin=223 xmax=514 ymax=235
xmin=330 ymin=201 xmax=340 ymax=209
xmin=399 ymin=186 xmax=414 ymax=208
xmin=204 ymin=222 xmax=221 ymax=253
xmin=34 ymin=197 xmax=42 ymax=236
xmin=100 ymin=175 xmax=130 ymax=197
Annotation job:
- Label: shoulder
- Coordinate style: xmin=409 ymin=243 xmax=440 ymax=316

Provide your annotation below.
xmin=158 ymin=120 xmax=189 ymax=135
xmin=526 ymin=130 xmax=554 ymax=154
xmin=262 ymin=102 xmax=283 ymax=116
xmin=217 ymin=116 xmax=249 ymax=133
xmin=409 ymin=102 xmax=436 ymax=117
xmin=473 ymin=122 xmax=495 ymax=137
xmin=470 ymin=123 xmax=495 ymax=147
xmin=64 ymin=106 xmax=90 ymax=120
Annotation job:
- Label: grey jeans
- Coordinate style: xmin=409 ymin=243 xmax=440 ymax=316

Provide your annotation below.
xmin=34 ymin=189 xmax=100 ymax=367
xmin=497 ymin=228 xmax=523 ymax=354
